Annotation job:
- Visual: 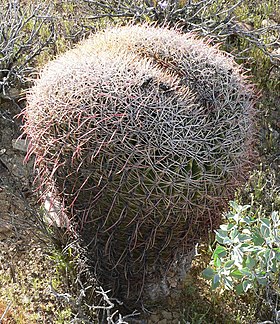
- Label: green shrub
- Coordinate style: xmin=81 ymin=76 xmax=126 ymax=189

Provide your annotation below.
xmin=203 ymin=201 xmax=280 ymax=294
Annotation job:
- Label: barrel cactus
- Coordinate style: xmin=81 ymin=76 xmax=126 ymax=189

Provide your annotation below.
xmin=23 ymin=25 xmax=255 ymax=304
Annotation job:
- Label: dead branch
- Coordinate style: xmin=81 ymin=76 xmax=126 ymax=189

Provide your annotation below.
xmin=0 ymin=0 xmax=55 ymax=99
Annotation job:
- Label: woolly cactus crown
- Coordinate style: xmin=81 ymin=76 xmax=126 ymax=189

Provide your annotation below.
xmin=24 ymin=25 xmax=255 ymax=301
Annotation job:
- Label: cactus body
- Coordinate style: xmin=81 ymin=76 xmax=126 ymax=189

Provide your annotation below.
xmin=24 ymin=25 xmax=255 ymax=303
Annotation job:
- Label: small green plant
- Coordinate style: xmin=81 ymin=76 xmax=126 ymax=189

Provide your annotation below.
xmin=203 ymin=201 xmax=280 ymax=294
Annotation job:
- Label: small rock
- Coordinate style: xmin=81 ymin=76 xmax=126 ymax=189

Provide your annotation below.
xmin=44 ymin=192 xmax=69 ymax=228
xmin=171 ymin=320 xmax=180 ymax=324
xmin=158 ymin=319 xmax=167 ymax=324
xmin=262 ymin=19 xmax=277 ymax=27
xmin=0 ymin=225 xmax=13 ymax=240
xmin=12 ymin=139 xmax=29 ymax=153
xmin=171 ymin=312 xmax=180 ymax=323
xmin=149 ymin=314 xmax=161 ymax=323
xmin=161 ymin=310 xmax=173 ymax=320
xmin=6 ymin=87 xmax=21 ymax=99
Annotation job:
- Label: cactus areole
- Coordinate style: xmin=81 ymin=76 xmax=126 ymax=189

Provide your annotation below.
xmin=23 ymin=25 xmax=255 ymax=303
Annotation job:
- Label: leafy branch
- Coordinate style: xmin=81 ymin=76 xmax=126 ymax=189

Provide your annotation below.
xmin=203 ymin=201 xmax=280 ymax=295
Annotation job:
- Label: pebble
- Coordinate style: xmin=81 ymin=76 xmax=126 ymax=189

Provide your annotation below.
xmin=161 ymin=310 xmax=173 ymax=320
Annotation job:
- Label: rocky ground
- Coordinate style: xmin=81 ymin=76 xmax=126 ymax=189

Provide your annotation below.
xmin=0 ymin=99 xmax=71 ymax=323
